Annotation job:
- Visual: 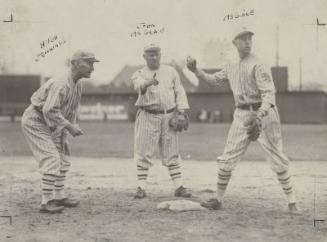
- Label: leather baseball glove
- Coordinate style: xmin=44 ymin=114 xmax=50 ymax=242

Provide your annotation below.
xmin=246 ymin=115 xmax=262 ymax=141
xmin=169 ymin=111 xmax=189 ymax=132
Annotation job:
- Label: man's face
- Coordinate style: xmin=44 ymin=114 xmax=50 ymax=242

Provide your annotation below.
xmin=143 ymin=51 xmax=161 ymax=70
xmin=74 ymin=59 xmax=95 ymax=78
xmin=233 ymin=34 xmax=252 ymax=56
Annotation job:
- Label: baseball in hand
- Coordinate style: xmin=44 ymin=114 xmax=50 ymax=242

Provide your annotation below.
xmin=186 ymin=56 xmax=197 ymax=72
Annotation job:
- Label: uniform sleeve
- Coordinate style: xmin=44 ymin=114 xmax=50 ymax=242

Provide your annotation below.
xmin=254 ymin=63 xmax=276 ymax=114
xmin=68 ymin=106 xmax=78 ymax=124
xmin=172 ymin=68 xmax=189 ymax=110
xmin=69 ymin=83 xmax=82 ymax=124
xmin=42 ymin=82 xmax=71 ymax=132
xmin=131 ymin=70 xmax=148 ymax=95
xmin=195 ymin=67 xmax=228 ymax=86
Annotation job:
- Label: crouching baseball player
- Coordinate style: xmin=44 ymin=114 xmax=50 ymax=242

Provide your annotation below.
xmin=21 ymin=50 xmax=99 ymax=213
xmin=132 ymin=44 xmax=191 ymax=199
xmin=187 ymin=27 xmax=299 ymax=213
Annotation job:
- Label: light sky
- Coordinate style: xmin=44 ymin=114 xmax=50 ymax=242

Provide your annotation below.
xmin=0 ymin=0 xmax=326 ymax=90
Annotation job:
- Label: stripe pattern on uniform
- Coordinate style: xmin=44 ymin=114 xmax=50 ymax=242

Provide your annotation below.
xmin=132 ymin=65 xmax=188 ymax=189
xmin=202 ymin=54 xmax=295 ymax=203
xmin=21 ymin=72 xmax=82 ymax=203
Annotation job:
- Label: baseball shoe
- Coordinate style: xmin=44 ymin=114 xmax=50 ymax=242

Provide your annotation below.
xmin=40 ymin=201 xmax=65 ymax=214
xmin=134 ymin=187 xmax=146 ymax=199
xmin=201 ymin=198 xmax=222 ymax=210
xmin=174 ymin=186 xmax=192 ymax=198
xmin=54 ymin=198 xmax=79 ymax=208
xmin=288 ymin=202 xmax=301 ymax=215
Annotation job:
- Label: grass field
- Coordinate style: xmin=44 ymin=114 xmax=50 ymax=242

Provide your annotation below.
xmin=0 ymin=121 xmax=326 ymax=161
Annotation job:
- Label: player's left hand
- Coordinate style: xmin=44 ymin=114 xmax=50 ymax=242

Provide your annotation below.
xmin=246 ymin=115 xmax=262 ymax=141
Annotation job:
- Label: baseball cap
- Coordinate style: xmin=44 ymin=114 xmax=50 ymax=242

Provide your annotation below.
xmin=144 ymin=44 xmax=161 ymax=52
xmin=71 ymin=50 xmax=100 ymax=62
xmin=233 ymin=27 xmax=254 ymax=40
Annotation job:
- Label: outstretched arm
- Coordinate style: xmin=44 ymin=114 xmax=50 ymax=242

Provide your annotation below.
xmin=186 ymin=56 xmax=227 ymax=86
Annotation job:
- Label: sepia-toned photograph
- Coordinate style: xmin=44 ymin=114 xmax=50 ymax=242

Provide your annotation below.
xmin=0 ymin=0 xmax=326 ymax=241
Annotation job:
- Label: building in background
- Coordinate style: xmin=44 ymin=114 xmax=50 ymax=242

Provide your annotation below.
xmin=271 ymin=66 xmax=288 ymax=92
xmin=0 ymin=75 xmax=41 ymax=120
xmin=80 ymin=63 xmax=326 ymax=124
xmin=1 ymin=64 xmax=326 ymax=124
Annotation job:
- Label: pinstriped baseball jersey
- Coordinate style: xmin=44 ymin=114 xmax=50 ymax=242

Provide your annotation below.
xmin=31 ymin=73 xmax=82 ymax=134
xmin=132 ymin=64 xmax=189 ymax=171
xmin=132 ymin=64 xmax=189 ymax=110
xmin=21 ymin=72 xmax=82 ymax=175
xmin=203 ymin=54 xmax=275 ymax=113
xmin=197 ymin=54 xmax=290 ymax=173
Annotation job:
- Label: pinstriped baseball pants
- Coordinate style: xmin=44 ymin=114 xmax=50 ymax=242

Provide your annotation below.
xmin=217 ymin=106 xmax=290 ymax=172
xmin=21 ymin=105 xmax=70 ymax=176
xmin=134 ymin=109 xmax=181 ymax=168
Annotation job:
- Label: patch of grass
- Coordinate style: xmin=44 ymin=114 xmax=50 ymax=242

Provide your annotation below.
xmin=0 ymin=121 xmax=326 ymax=161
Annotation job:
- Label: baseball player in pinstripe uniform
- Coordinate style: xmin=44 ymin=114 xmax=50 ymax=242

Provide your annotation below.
xmin=132 ymin=44 xmax=191 ymax=199
xmin=21 ymin=50 xmax=99 ymax=213
xmin=187 ymin=27 xmax=299 ymax=213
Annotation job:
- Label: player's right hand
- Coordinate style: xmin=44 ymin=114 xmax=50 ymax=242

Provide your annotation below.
xmin=145 ymin=73 xmax=159 ymax=87
xmin=152 ymin=73 xmax=159 ymax=86
xmin=66 ymin=124 xmax=84 ymax=137
xmin=186 ymin=56 xmax=197 ymax=72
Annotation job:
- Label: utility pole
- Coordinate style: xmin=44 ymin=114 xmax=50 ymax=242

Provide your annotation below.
xmin=275 ymin=25 xmax=279 ymax=66
xmin=299 ymin=57 xmax=302 ymax=92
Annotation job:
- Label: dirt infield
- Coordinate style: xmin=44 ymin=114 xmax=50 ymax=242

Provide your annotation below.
xmin=1 ymin=157 xmax=327 ymax=242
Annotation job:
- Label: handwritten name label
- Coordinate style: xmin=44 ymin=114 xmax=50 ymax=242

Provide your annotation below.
xmin=35 ymin=35 xmax=66 ymax=62
xmin=130 ymin=23 xmax=165 ymax=38
xmin=223 ymin=9 xmax=254 ymax=21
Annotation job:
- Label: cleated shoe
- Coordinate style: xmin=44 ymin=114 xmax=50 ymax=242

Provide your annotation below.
xmin=40 ymin=201 xmax=65 ymax=214
xmin=134 ymin=187 xmax=146 ymax=199
xmin=54 ymin=198 xmax=79 ymax=208
xmin=201 ymin=198 xmax=222 ymax=210
xmin=174 ymin=186 xmax=192 ymax=198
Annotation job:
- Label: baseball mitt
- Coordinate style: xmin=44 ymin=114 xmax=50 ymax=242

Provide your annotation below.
xmin=246 ymin=116 xmax=262 ymax=141
xmin=169 ymin=111 xmax=189 ymax=132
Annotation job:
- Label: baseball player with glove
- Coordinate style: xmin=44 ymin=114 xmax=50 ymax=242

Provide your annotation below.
xmin=186 ymin=27 xmax=299 ymax=213
xmin=132 ymin=44 xmax=191 ymax=199
xmin=21 ymin=50 xmax=99 ymax=213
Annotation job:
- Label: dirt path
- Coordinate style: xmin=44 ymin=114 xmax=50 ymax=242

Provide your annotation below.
xmin=1 ymin=157 xmax=327 ymax=242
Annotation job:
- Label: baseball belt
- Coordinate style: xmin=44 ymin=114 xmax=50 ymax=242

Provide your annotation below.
xmin=237 ymin=102 xmax=262 ymax=111
xmin=140 ymin=107 xmax=175 ymax=115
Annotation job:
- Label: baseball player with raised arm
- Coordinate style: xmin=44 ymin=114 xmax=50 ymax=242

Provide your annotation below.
xmin=132 ymin=44 xmax=191 ymax=199
xmin=186 ymin=27 xmax=299 ymax=213
xmin=21 ymin=50 xmax=99 ymax=213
